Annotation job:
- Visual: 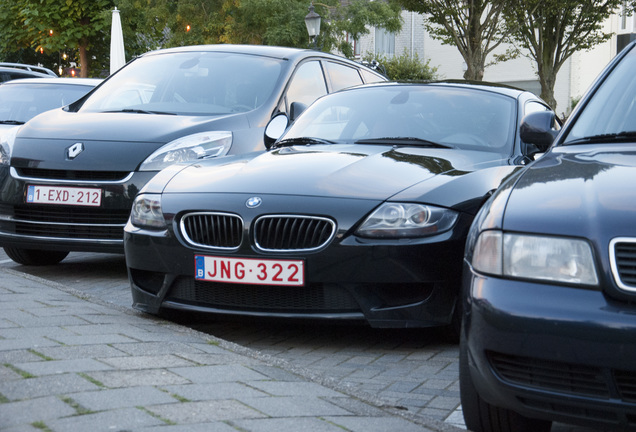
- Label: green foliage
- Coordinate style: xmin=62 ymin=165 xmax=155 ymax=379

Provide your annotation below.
xmin=0 ymin=0 xmax=403 ymax=76
xmin=365 ymin=50 xmax=439 ymax=81
xmin=0 ymin=0 xmax=113 ymax=77
xmin=503 ymin=0 xmax=632 ymax=108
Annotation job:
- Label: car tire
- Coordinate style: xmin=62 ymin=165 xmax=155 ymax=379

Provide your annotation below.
xmin=3 ymin=247 xmax=69 ymax=266
xmin=459 ymin=327 xmax=552 ymax=432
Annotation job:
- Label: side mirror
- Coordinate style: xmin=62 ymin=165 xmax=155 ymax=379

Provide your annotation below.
xmin=264 ymin=114 xmax=289 ymax=149
xmin=290 ymin=101 xmax=308 ymax=121
xmin=520 ymin=111 xmax=559 ymax=154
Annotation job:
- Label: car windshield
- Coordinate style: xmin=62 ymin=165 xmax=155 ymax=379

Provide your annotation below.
xmin=563 ymin=45 xmax=636 ymax=145
xmin=281 ymin=85 xmax=517 ymax=155
xmin=80 ymin=51 xmax=284 ymax=116
xmin=0 ymin=83 xmax=93 ymax=124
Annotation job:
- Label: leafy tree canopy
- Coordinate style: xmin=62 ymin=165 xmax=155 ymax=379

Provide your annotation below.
xmin=0 ymin=0 xmax=113 ymax=77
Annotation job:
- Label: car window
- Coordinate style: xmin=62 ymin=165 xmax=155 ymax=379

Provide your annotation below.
xmin=324 ymin=61 xmax=363 ymax=92
xmin=283 ymin=85 xmax=517 ymax=156
xmin=564 ymin=45 xmax=636 ymax=143
xmin=79 ymin=52 xmax=284 ymax=116
xmin=360 ymin=69 xmax=386 ymax=84
xmin=0 ymin=83 xmax=94 ymax=123
xmin=284 ymin=60 xmax=328 ymax=111
xmin=524 ymin=101 xmax=551 ymax=116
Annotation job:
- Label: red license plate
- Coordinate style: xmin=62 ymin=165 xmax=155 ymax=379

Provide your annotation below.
xmin=195 ymin=255 xmax=304 ymax=286
xmin=26 ymin=185 xmax=102 ymax=207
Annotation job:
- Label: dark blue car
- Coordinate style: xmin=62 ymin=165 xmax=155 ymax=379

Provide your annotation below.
xmin=460 ymin=41 xmax=636 ymax=431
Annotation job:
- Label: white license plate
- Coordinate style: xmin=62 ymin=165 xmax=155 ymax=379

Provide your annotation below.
xmin=26 ymin=185 xmax=102 ymax=207
xmin=195 ymin=255 xmax=304 ymax=286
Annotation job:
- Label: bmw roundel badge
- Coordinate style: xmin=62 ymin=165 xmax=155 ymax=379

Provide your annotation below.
xmin=246 ymin=196 xmax=262 ymax=208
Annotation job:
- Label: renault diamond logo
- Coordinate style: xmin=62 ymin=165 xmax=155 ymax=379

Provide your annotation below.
xmin=246 ymin=197 xmax=262 ymax=208
xmin=66 ymin=142 xmax=84 ymax=160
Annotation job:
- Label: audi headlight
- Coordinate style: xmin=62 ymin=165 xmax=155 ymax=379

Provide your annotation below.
xmin=356 ymin=203 xmax=458 ymax=238
xmin=130 ymin=194 xmax=166 ymax=228
xmin=0 ymin=126 xmax=19 ymax=166
xmin=472 ymin=230 xmax=598 ymax=286
xmin=140 ymin=131 xmax=232 ymax=171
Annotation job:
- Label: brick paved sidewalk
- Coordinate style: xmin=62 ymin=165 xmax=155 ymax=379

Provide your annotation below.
xmin=0 ymin=268 xmax=463 ymax=432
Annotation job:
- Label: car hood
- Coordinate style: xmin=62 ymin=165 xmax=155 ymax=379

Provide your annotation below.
xmin=503 ymin=144 xmax=636 ymax=237
xmin=162 ymin=143 xmax=508 ymax=201
xmin=11 ymin=108 xmax=248 ymax=172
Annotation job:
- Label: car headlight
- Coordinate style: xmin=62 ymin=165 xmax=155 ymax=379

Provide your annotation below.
xmin=0 ymin=126 xmax=19 ymax=166
xmin=356 ymin=203 xmax=458 ymax=238
xmin=139 ymin=131 xmax=232 ymax=171
xmin=130 ymin=194 xmax=166 ymax=228
xmin=472 ymin=230 xmax=599 ymax=286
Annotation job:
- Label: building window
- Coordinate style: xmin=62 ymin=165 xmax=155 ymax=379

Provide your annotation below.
xmin=345 ymin=33 xmax=361 ymax=59
xmin=375 ymin=28 xmax=395 ymax=57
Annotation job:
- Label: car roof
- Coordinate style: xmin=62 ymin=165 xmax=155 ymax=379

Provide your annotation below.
xmin=0 ymin=62 xmax=57 ymax=76
xmin=0 ymin=77 xmax=102 ymax=86
xmin=347 ymin=80 xmax=531 ymax=99
xmin=142 ymin=44 xmax=372 ymax=65
xmin=0 ymin=67 xmax=51 ymax=79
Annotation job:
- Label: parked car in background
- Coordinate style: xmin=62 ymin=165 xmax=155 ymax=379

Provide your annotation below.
xmin=0 ymin=62 xmax=57 ymax=77
xmin=460 ymin=41 xmax=636 ymax=431
xmin=0 ymin=66 xmax=52 ymax=83
xmin=0 ymin=78 xmax=100 ymax=131
xmin=124 ymin=81 xmax=555 ymax=331
xmin=0 ymin=44 xmax=386 ymax=266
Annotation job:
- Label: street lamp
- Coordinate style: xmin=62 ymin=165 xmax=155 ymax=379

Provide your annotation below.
xmin=304 ymin=2 xmax=321 ymax=49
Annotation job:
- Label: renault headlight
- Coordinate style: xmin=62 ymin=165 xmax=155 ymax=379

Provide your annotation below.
xmin=130 ymin=194 xmax=166 ymax=228
xmin=356 ymin=203 xmax=458 ymax=238
xmin=472 ymin=230 xmax=598 ymax=286
xmin=140 ymin=131 xmax=232 ymax=171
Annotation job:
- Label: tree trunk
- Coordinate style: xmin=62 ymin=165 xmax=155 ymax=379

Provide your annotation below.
xmin=79 ymin=41 xmax=89 ymax=78
xmin=463 ymin=56 xmax=485 ymax=81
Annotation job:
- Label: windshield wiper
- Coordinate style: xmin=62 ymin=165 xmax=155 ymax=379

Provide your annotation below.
xmin=565 ymin=131 xmax=636 ymax=145
xmin=0 ymin=120 xmax=24 ymax=125
xmin=105 ymin=108 xmax=177 ymax=115
xmin=355 ymin=137 xmax=452 ymax=148
xmin=271 ymin=137 xmax=335 ymax=148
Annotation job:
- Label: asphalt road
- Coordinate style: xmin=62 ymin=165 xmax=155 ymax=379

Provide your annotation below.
xmin=0 ymin=250 xmax=601 ymax=432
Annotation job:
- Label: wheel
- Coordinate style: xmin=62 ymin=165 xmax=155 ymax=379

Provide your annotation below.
xmin=3 ymin=247 xmax=69 ymax=266
xmin=459 ymin=328 xmax=552 ymax=432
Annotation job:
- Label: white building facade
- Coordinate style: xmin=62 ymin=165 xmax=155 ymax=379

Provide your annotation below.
xmin=356 ymin=7 xmax=636 ymax=116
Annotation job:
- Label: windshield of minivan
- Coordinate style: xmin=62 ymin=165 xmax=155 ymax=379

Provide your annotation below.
xmin=563 ymin=45 xmax=636 ymax=145
xmin=80 ymin=51 xmax=283 ymax=116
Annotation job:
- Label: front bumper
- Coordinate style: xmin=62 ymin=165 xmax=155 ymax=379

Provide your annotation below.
xmin=463 ymin=261 xmax=636 ymax=429
xmin=125 ymin=212 xmax=471 ymax=329
xmin=0 ymin=167 xmax=157 ymax=253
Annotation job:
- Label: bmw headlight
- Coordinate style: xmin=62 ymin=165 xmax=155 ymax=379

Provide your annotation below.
xmin=130 ymin=194 xmax=166 ymax=228
xmin=356 ymin=203 xmax=458 ymax=238
xmin=140 ymin=131 xmax=232 ymax=171
xmin=471 ymin=230 xmax=598 ymax=286
xmin=0 ymin=126 xmax=19 ymax=166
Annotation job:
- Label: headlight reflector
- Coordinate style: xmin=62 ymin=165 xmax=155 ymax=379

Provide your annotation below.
xmin=140 ymin=131 xmax=232 ymax=171
xmin=472 ymin=231 xmax=598 ymax=286
xmin=130 ymin=194 xmax=165 ymax=228
xmin=356 ymin=203 xmax=458 ymax=238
